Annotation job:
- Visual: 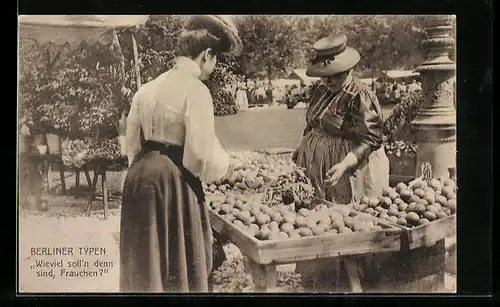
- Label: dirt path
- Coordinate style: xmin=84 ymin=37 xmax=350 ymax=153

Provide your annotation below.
xmin=18 ymin=204 xmax=455 ymax=293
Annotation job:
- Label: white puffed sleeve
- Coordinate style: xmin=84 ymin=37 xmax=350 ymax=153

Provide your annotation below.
xmin=183 ymin=83 xmax=230 ymax=183
xmin=125 ymin=90 xmax=142 ymax=167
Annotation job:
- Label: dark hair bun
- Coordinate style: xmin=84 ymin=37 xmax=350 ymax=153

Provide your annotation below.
xmin=183 ymin=15 xmax=242 ymax=55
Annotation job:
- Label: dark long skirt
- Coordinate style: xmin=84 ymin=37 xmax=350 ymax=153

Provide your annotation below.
xmin=294 ymin=129 xmax=389 ymax=288
xmin=119 ymin=146 xmax=213 ymax=293
xmin=294 ymin=129 xmax=389 ymax=204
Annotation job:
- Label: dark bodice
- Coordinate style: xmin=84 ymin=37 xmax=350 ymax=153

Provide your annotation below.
xmin=303 ymin=78 xmax=385 ymax=162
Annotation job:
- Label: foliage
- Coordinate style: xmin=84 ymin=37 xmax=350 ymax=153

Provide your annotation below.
xmin=204 ymin=54 xmax=242 ymax=92
xmin=234 ymin=15 xmax=455 ymax=77
xmin=383 ymin=90 xmax=423 ymax=142
xmin=301 ymin=15 xmax=426 ymax=74
xmin=382 ymin=90 xmax=423 ymax=157
xmin=61 ymin=137 xmax=123 ymax=168
xmin=384 ymin=140 xmax=417 ymax=157
xmin=117 ymin=16 xmax=241 ymax=116
xmin=117 ymin=16 xmax=184 ymax=97
xmin=212 ymin=90 xmax=238 ymax=117
xmin=234 ymin=15 xmax=304 ymax=79
xmin=19 ymin=40 xmax=126 ymax=141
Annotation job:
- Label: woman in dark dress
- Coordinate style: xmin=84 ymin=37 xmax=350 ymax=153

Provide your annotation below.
xmin=120 ymin=15 xmax=242 ymax=293
xmin=293 ymin=34 xmax=389 ymax=286
xmin=293 ymin=33 xmax=389 ymax=204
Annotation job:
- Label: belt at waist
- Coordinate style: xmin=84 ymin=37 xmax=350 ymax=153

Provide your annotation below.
xmin=140 ymin=140 xmax=205 ymax=204
xmin=141 ymin=140 xmax=180 ymax=152
xmin=141 ymin=140 xmax=184 ymax=171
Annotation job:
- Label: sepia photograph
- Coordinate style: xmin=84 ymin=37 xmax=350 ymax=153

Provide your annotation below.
xmin=17 ymin=14 xmax=457 ymax=294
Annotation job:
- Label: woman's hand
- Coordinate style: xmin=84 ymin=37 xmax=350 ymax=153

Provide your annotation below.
xmin=324 ymin=152 xmax=359 ymax=187
xmin=221 ymin=157 xmax=237 ymax=182
xmin=324 ymin=162 xmax=348 ymax=187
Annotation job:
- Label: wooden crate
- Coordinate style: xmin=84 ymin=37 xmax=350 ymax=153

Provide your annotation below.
xmin=321 ymin=199 xmax=456 ymax=251
xmin=208 ymin=208 xmax=402 ymax=266
xmin=353 ymin=211 xmax=456 ymax=251
xmin=381 ymin=175 xmax=456 ymax=250
xmin=392 ymin=214 xmax=456 ymax=250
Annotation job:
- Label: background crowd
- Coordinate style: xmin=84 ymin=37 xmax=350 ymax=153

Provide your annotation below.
xmin=19 ymin=15 xmax=455 ymax=169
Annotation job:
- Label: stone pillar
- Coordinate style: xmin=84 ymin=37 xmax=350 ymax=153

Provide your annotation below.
xmin=411 ymin=15 xmax=456 ymax=179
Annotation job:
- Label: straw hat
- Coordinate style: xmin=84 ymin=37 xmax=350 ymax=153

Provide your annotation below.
xmin=306 ymin=34 xmax=360 ymax=77
xmin=183 ymin=15 xmax=242 ymax=55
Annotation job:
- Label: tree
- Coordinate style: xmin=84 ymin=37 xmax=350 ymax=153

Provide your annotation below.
xmin=234 ymin=15 xmax=304 ymax=79
xmin=340 ymin=15 xmax=426 ymax=74
xmin=118 ymin=15 xmax=185 ymax=88
xmin=290 ymin=15 xmax=448 ymax=76
xmin=117 ymin=15 xmax=241 ymax=116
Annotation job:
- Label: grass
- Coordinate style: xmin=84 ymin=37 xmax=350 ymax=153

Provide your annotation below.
xmin=215 ymin=105 xmax=395 ymax=151
xmin=215 ymin=108 xmax=306 ymax=151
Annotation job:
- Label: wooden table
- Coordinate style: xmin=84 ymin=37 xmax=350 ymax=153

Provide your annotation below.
xmin=209 ymin=207 xmax=402 ymax=292
xmin=20 ymin=153 xmax=127 ymax=220
xmin=85 ymin=158 xmax=127 ymax=220
xmin=20 ymin=153 xmax=66 ymax=208
xmin=72 ymin=166 xmax=93 ymax=192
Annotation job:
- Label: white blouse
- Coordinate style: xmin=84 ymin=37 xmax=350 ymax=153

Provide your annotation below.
xmin=126 ymin=56 xmax=230 ymax=183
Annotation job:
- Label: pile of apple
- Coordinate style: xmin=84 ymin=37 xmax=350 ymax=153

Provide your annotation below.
xmin=352 ymin=177 xmax=457 ymax=228
xmin=203 ymin=169 xmax=268 ymax=196
xmin=208 ymin=193 xmax=384 ymax=241
xmin=203 ymin=151 xmax=298 ymax=197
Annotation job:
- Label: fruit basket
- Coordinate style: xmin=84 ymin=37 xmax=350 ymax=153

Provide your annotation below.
xmin=348 ymin=176 xmax=457 ymax=250
xmin=207 ymin=194 xmax=402 ymax=266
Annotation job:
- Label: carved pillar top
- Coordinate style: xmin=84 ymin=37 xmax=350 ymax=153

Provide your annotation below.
xmin=412 ymin=15 xmax=456 ymax=138
xmin=414 ymin=15 xmax=456 ymax=73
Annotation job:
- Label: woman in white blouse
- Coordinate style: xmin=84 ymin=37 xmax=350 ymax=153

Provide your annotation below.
xmin=120 ymin=15 xmax=242 ymax=293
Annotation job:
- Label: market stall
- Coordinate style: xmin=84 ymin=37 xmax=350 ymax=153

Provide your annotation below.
xmin=18 ymin=15 xmax=148 ymax=218
xmin=202 ymin=150 xmax=456 ymax=292
xmin=18 ymin=15 xmax=456 ymax=292
xmin=203 ymin=16 xmax=457 ymax=292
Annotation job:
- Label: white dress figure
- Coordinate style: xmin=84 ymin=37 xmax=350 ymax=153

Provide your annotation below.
xmin=236 ymin=85 xmax=249 ymax=111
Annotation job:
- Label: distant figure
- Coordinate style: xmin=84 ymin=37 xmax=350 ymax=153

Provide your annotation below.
xmin=374 ymin=80 xmax=382 ymax=93
xmin=246 ymin=81 xmax=255 ymax=104
xmin=235 ymin=82 xmax=249 ymax=110
xmin=265 ymin=81 xmax=274 ymax=104
xmin=398 ymin=81 xmax=407 ymax=94
xmin=254 ymin=81 xmax=267 ymax=104
xmin=392 ymin=88 xmax=401 ymax=100
xmin=407 ymin=79 xmax=421 ymax=94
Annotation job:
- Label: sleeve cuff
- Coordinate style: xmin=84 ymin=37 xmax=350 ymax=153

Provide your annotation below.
xmin=200 ymin=140 xmax=230 ymax=183
xmin=351 ymin=143 xmax=372 ymax=163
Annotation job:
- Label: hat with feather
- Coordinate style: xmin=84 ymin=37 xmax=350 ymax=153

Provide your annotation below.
xmin=306 ymin=34 xmax=360 ymax=77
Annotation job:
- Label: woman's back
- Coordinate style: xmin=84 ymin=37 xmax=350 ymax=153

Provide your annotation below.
xmin=135 ymin=59 xmax=210 ymax=147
